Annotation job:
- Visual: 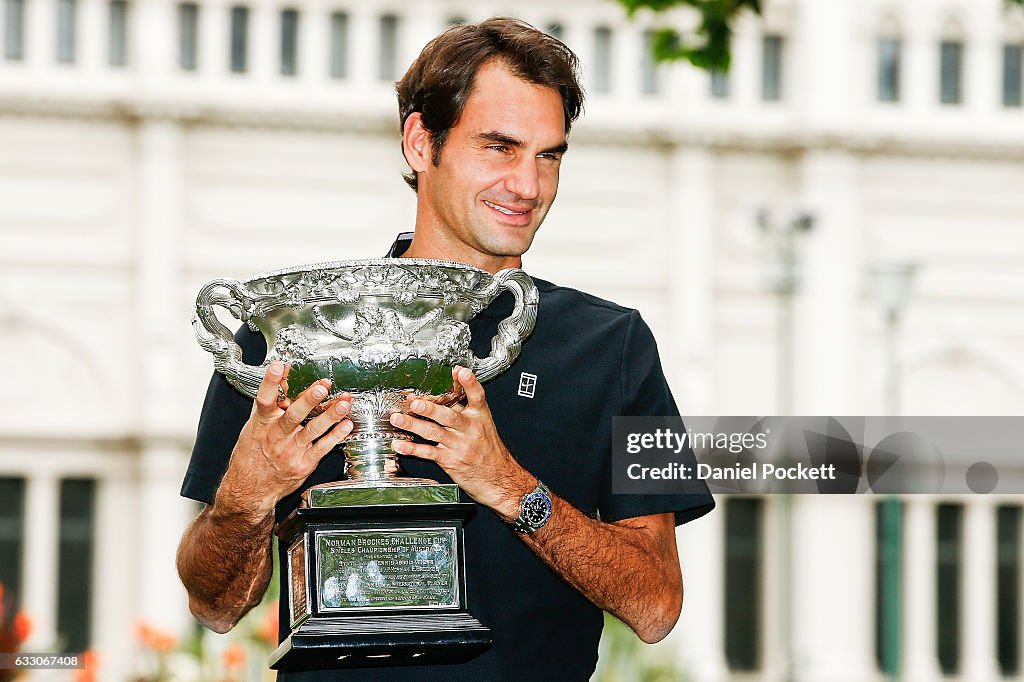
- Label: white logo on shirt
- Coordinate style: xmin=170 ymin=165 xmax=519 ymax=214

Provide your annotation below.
xmin=518 ymin=373 xmax=537 ymax=399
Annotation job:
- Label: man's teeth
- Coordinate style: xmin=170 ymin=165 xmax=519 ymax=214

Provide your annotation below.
xmin=484 ymin=200 xmax=526 ymax=215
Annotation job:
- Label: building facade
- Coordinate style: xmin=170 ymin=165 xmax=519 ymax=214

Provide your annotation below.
xmin=1 ymin=0 xmax=1023 ymax=679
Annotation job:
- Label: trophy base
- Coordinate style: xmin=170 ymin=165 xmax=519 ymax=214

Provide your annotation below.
xmin=302 ymin=481 xmax=460 ymax=508
xmin=268 ymin=612 xmax=491 ymax=671
xmin=274 ymin=502 xmax=491 ymax=673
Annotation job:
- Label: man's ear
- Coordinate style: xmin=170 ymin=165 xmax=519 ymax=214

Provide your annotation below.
xmin=402 ymin=113 xmax=432 ymax=174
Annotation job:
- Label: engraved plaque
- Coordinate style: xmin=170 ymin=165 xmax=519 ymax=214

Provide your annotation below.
xmin=315 ymin=528 xmax=459 ymax=611
xmin=288 ymin=536 xmax=309 ymax=628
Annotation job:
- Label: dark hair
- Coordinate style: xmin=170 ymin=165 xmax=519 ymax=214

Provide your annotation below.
xmin=396 ymin=17 xmax=585 ymax=192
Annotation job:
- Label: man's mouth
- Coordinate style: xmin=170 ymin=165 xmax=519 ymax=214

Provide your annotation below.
xmin=483 ymin=200 xmax=530 ymax=216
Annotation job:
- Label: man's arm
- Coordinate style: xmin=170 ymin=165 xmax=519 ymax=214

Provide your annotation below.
xmin=389 ymin=367 xmax=683 ymax=643
xmin=177 ymin=362 xmax=354 ymax=633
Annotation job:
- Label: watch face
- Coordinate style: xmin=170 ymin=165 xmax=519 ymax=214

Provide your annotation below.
xmin=522 ymin=490 xmax=552 ymax=528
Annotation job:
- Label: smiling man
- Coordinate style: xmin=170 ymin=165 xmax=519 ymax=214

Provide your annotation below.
xmin=177 ymin=17 xmax=714 ymax=681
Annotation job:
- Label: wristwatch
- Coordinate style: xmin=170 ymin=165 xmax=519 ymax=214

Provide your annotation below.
xmin=510 ymin=480 xmax=553 ymax=534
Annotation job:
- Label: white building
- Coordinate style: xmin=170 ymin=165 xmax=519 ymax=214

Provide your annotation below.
xmin=1 ymin=0 xmax=1023 ymax=679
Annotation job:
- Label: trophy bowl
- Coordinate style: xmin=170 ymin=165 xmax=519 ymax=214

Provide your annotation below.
xmin=193 ymin=258 xmax=538 ymax=491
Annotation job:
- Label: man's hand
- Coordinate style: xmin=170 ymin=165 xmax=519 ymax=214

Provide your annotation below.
xmin=388 ymin=366 xmax=531 ymax=519
xmin=388 ymin=366 xmax=684 ymax=643
xmin=177 ymin=362 xmax=354 ymax=633
xmin=221 ymin=361 xmax=355 ymax=517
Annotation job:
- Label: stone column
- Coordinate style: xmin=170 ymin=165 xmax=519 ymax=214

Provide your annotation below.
xmin=21 ymin=473 xmax=59 ymax=650
xmin=670 ymin=501 xmax=728 ymax=682
xmin=133 ymin=119 xmax=192 ymax=635
xmin=795 ymin=149 xmax=861 ymax=415
xmin=250 ymin=0 xmax=275 ymax=84
xmin=92 ymin=470 xmax=138 ymax=680
xmin=961 ymin=496 xmax=999 ymax=681
xmin=348 ymin=6 xmax=377 ymax=91
xmin=79 ymin=0 xmax=104 ymax=73
xmin=667 ymin=145 xmax=715 ymax=413
xmin=901 ymin=496 xmax=942 ymax=680
xmin=25 ymin=0 xmax=53 ymax=70
xmin=791 ymin=496 xmax=876 ymax=682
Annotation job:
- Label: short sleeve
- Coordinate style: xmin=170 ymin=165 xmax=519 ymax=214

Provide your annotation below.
xmin=180 ymin=326 xmax=267 ymax=505
xmin=599 ymin=311 xmax=715 ymax=525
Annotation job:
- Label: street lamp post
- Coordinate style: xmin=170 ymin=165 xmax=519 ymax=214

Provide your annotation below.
xmin=758 ymin=208 xmax=814 ymax=682
xmin=867 ymin=259 xmax=917 ymax=681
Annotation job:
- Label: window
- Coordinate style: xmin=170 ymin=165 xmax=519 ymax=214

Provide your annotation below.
xmin=874 ymin=499 xmax=903 ymax=676
xmin=329 ymin=12 xmax=348 ymax=79
xmin=4 ymin=0 xmax=24 ymax=61
xmin=710 ymin=68 xmax=729 ymax=98
xmin=641 ymin=29 xmax=659 ymax=95
xmin=762 ymin=34 xmax=784 ymax=101
xmin=939 ymin=40 xmax=963 ymax=105
xmin=998 ymin=506 xmax=1021 ymax=676
xmin=725 ymin=498 xmax=762 ymax=671
xmin=1003 ymin=44 xmax=1023 ymax=107
xmin=0 ymin=478 xmax=25 ymax=608
xmin=229 ymin=5 xmax=249 ymax=74
xmin=178 ymin=3 xmax=198 ymax=71
xmin=57 ymin=479 xmax=96 ymax=654
xmin=280 ymin=8 xmax=298 ymax=76
xmin=378 ymin=14 xmax=398 ymax=81
xmin=593 ymin=27 xmax=612 ymax=93
xmin=57 ymin=0 xmax=77 ymax=64
xmin=108 ymin=0 xmax=128 ymax=67
xmin=877 ymin=38 xmax=901 ymax=102
xmin=936 ymin=503 xmax=962 ymax=675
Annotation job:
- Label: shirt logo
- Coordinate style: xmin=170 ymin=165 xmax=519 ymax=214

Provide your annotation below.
xmin=518 ymin=373 xmax=537 ymax=399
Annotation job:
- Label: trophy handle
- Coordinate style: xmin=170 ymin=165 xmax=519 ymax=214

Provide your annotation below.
xmin=470 ymin=268 xmax=539 ymax=383
xmin=193 ymin=278 xmax=265 ymax=398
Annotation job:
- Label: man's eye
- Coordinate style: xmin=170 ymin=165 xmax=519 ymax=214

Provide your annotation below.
xmin=488 ymin=145 xmax=509 ymax=153
xmin=538 ymin=153 xmax=562 ymax=161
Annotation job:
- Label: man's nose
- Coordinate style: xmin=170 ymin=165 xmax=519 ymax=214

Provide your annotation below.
xmin=504 ymin=155 xmax=540 ymax=200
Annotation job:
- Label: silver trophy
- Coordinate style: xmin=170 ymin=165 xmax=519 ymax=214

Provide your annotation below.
xmin=193 ymin=258 xmax=537 ymax=671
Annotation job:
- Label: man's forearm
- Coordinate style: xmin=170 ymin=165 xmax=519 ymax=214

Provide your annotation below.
xmin=176 ymin=500 xmax=275 ymax=634
xmin=520 ymin=495 xmax=682 ymax=643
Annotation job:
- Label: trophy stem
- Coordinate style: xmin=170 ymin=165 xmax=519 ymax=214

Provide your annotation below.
xmin=342 ymin=435 xmax=408 ymax=483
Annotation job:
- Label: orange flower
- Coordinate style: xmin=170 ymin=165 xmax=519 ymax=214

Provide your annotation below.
xmin=13 ymin=612 xmax=32 ymax=642
xmin=135 ymin=620 xmax=176 ymax=653
xmin=223 ymin=643 xmax=246 ymax=669
xmin=74 ymin=650 xmax=100 ymax=682
xmin=256 ymin=601 xmax=279 ymax=645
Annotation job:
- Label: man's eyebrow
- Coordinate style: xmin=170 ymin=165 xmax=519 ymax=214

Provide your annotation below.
xmin=474 ymin=131 xmax=525 ymax=147
xmin=540 ymin=141 xmax=569 ymax=156
xmin=474 ymin=131 xmax=569 ymax=156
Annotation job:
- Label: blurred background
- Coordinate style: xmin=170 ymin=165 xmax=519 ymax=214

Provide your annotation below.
xmin=1 ymin=0 xmax=1023 ymax=679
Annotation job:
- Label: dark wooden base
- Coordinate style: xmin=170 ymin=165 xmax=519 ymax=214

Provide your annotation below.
xmin=269 ymin=610 xmax=491 ymax=670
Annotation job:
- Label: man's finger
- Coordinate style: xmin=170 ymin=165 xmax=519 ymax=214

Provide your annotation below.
xmin=279 ymin=380 xmax=331 ymax=432
xmin=407 ymin=398 xmax=462 ymax=428
xmin=392 ymin=438 xmax=439 ymax=461
xmin=276 ymin=364 xmax=292 ymax=408
xmin=307 ymin=419 xmax=354 ymax=461
xmin=389 ymin=412 xmax=448 ymax=444
xmin=454 ymin=366 xmax=486 ymax=407
xmin=297 ymin=398 xmax=351 ymax=447
xmin=255 ymin=361 xmax=288 ymax=419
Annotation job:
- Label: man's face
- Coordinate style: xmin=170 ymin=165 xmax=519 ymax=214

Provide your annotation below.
xmin=416 ymin=61 xmax=568 ymax=271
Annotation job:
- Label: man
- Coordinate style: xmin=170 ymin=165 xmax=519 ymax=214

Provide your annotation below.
xmin=178 ymin=17 xmax=713 ymax=681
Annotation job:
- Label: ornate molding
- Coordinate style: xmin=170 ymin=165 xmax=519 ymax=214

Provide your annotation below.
xmin=2 ymin=92 xmax=1024 ymax=160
